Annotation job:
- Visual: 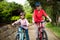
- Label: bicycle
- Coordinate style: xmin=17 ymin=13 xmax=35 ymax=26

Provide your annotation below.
xmin=15 ymin=26 xmax=26 ymax=40
xmin=12 ymin=23 xmax=26 ymax=40
xmin=12 ymin=22 xmax=33 ymax=40
xmin=37 ymin=21 xmax=48 ymax=40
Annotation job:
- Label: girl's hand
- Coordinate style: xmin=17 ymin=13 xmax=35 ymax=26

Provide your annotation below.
xmin=28 ymin=23 xmax=34 ymax=27
xmin=12 ymin=23 xmax=17 ymax=26
xmin=12 ymin=23 xmax=14 ymax=26
xmin=32 ymin=18 xmax=35 ymax=24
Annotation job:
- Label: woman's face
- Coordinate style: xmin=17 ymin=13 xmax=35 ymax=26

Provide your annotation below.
xmin=36 ymin=5 xmax=42 ymax=10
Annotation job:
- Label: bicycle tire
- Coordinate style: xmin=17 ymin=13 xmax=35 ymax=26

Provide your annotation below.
xmin=42 ymin=30 xmax=48 ymax=40
xmin=15 ymin=34 xmax=20 ymax=40
xmin=15 ymin=32 xmax=26 ymax=40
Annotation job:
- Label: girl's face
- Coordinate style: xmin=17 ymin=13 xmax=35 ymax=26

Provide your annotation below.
xmin=20 ymin=15 xmax=25 ymax=19
xmin=36 ymin=5 xmax=42 ymax=10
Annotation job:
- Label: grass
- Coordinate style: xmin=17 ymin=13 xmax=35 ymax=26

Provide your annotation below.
xmin=46 ymin=23 xmax=60 ymax=38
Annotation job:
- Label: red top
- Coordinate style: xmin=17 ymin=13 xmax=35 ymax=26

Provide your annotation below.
xmin=33 ymin=9 xmax=48 ymax=23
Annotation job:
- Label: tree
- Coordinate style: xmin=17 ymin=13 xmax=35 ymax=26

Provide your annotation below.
xmin=27 ymin=0 xmax=60 ymax=26
xmin=0 ymin=1 xmax=23 ymax=23
xmin=0 ymin=0 xmax=4 ymax=1
xmin=23 ymin=1 xmax=32 ymax=13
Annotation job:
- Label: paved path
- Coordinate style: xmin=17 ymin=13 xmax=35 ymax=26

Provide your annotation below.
xmin=28 ymin=25 xmax=59 ymax=40
xmin=0 ymin=24 xmax=59 ymax=40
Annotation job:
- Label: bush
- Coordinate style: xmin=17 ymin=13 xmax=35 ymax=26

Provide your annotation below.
xmin=26 ymin=13 xmax=32 ymax=23
xmin=0 ymin=1 xmax=23 ymax=23
xmin=11 ymin=13 xmax=32 ymax=23
xmin=46 ymin=23 xmax=60 ymax=38
xmin=11 ymin=16 xmax=20 ymax=21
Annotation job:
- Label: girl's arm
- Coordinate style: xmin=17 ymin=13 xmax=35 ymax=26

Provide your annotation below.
xmin=25 ymin=19 xmax=29 ymax=27
xmin=26 ymin=19 xmax=34 ymax=27
xmin=12 ymin=19 xmax=21 ymax=26
xmin=43 ymin=10 xmax=52 ymax=22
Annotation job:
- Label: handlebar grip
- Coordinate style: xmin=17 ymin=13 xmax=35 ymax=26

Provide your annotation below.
xmin=46 ymin=20 xmax=50 ymax=22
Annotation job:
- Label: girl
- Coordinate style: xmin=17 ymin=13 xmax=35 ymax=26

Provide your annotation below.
xmin=32 ymin=2 xmax=52 ymax=40
xmin=12 ymin=12 xmax=30 ymax=40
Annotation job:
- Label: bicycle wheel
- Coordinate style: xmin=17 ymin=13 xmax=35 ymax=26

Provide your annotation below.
xmin=15 ymin=34 xmax=20 ymax=40
xmin=24 ymin=33 xmax=26 ymax=40
xmin=42 ymin=30 xmax=48 ymax=40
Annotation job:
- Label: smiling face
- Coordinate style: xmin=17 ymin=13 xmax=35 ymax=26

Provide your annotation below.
xmin=20 ymin=15 xmax=25 ymax=19
xmin=20 ymin=12 xmax=25 ymax=19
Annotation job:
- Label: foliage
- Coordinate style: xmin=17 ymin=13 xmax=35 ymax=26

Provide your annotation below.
xmin=27 ymin=0 xmax=48 ymax=9
xmin=27 ymin=0 xmax=60 ymax=26
xmin=46 ymin=23 xmax=60 ymax=38
xmin=45 ymin=6 xmax=52 ymax=16
xmin=26 ymin=13 xmax=32 ymax=23
xmin=11 ymin=16 xmax=20 ymax=21
xmin=0 ymin=1 xmax=23 ymax=23
xmin=23 ymin=1 xmax=32 ymax=23
xmin=0 ymin=0 xmax=4 ymax=1
xmin=23 ymin=1 xmax=32 ymax=13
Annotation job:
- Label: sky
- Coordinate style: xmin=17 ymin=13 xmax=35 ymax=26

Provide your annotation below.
xmin=7 ymin=0 xmax=26 ymax=5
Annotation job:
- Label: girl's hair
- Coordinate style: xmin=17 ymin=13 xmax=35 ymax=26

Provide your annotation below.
xmin=20 ymin=12 xmax=25 ymax=16
xmin=20 ymin=12 xmax=26 ymax=19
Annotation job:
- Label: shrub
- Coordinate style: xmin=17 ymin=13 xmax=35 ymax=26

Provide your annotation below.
xmin=11 ymin=16 xmax=20 ymax=21
xmin=26 ymin=13 xmax=32 ymax=23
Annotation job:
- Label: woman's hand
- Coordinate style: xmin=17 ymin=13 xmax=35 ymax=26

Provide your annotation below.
xmin=49 ymin=18 xmax=52 ymax=22
xmin=46 ymin=16 xmax=52 ymax=22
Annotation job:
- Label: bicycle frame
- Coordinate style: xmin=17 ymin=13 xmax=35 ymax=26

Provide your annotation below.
xmin=38 ymin=27 xmax=44 ymax=40
xmin=38 ymin=22 xmax=45 ymax=40
xmin=16 ymin=26 xmax=25 ymax=40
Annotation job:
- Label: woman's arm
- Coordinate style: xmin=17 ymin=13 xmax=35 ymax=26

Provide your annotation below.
xmin=32 ymin=10 xmax=36 ymax=23
xmin=46 ymin=16 xmax=52 ymax=22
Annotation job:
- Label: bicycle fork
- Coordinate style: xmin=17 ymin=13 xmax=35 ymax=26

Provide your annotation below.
xmin=17 ymin=27 xmax=25 ymax=40
xmin=17 ymin=32 xmax=24 ymax=40
xmin=38 ymin=28 xmax=43 ymax=40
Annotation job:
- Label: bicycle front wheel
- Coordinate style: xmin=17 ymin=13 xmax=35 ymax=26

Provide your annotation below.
xmin=15 ymin=34 xmax=20 ymax=40
xmin=42 ymin=30 xmax=48 ymax=40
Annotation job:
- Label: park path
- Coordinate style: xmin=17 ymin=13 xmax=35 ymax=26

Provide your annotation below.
xmin=0 ymin=24 xmax=60 ymax=40
xmin=28 ymin=25 xmax=59 ymax=40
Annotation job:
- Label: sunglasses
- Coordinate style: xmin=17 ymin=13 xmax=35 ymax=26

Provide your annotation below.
xmin=20 ymin=15 xmax=25 ymax=16
xmin=36 ymin=5 xmax=39 ymax=6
